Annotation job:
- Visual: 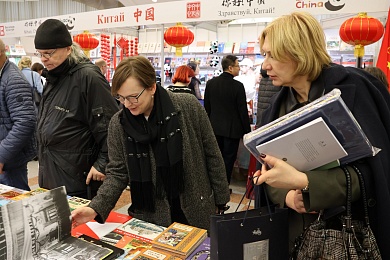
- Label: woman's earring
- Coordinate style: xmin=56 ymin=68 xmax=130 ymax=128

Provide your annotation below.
xmin=152 ymin=95 xmax=154 ymax=99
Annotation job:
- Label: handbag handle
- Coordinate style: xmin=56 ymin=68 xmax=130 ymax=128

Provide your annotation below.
xmin=341 ymin=166 xmax=353 ymax=229
xmin=341 ymin=165 xmax=371 ymax=229
xmin=235 ymin=178 xmax=274 ymax=226
xmin=351 ymin=165 xmax=371 ymax=227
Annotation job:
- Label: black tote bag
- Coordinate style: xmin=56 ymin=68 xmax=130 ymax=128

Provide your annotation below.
xmin=210 ymin=183 xmax=289 ymax=260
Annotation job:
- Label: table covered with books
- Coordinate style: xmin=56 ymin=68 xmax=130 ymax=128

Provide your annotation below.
xmin=0 ymin=184 xmax=210 ymax=260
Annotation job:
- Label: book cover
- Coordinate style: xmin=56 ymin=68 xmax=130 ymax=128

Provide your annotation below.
xmin=232 ymin=42 xmax=241 ymax=54
xmin=244 ymin=88 xmax=376 ymax=166
xmin=10 ymin=187 xmax=48 ymax=201
xmin=246 ymin=41 xmax=256 ymax=54
xmin=239 ymin=41 xmax=248 ymax=54
xmin=186 ymin=237 xmax=210 ymax=260
xmin=71 ymin=211 xmax=131 ymax=240
xmin=68 ymin=196 xmax=91 ymax=212
xmin=155 ymin=42 xmax=162 ymax=53
xmin=116 ymin=237 xmax=152 ymax=259
xmin=0 ymin=186 xmax=113 ymax=259
xmin=134 ymin=248 xmax=181 ymax=260
xmin=148 ymin=42 xmax=157 ymax=53
xmin=255 ymin=117 xmax=347 ymax=171
xmin=0 ymin=196 xmax=13 ymax=206
xmin=164 ymin=42 xmax=172 ymax=53
xmin=102 ymin=217 xmax=166 ymax=244
xmin=151 ymin=222 xmax=207 ymax=258
xmin=79 ymin=234 xmax=125 ymax=260
xmin=217 ymin=42 xmax=225 ymax=53
xmin=223 ymin=42 xmax=234 ymax=54
xmin=142 ymin=43 xmax=150 ymax=53
xmin=196 ymin=41 xmax=206 ymax=52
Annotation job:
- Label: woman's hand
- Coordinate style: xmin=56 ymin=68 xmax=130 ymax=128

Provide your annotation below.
xmin=252 ymin=154 xmax=308 ymax=190
xmin=71 ymin=207 xmax=98 ymax=228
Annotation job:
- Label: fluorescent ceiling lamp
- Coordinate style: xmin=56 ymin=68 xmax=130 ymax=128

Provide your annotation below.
xmin=229 ymin=17 xmax=274 ymax=24
xmin=152 ymin=0 xmax=158 ymax=2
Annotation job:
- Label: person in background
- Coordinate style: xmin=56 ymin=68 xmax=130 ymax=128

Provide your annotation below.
xmin=166 ymin=65 xmax=195 ymax=94
xmin=235 ymin=58 xmax=257 ymax=121
xmin=204 ymin=55 xmax=251 ymax=191
xmin=34 ymin=19 xmax=119 ymax=199
xmin=71 ymin=55 xmax=230 ymax=231
xmin=255 ymin=65 xmax=281 ymax=128
xmin=187 ymin=62 xmax=202 ymax=100
xmin=364 ymin=66 xmax=389 ymax=91
xmin=0 ymin=39 xmax=37 ymax=190
xmin=31 ymin=62 xmax=47 ymax=87
xmin=252 ymin=12 xmax=390 ymax=258
xmin=95 ymin=58 xmax=108 ymax=76
xmin=18 ymin=56 xmax=43 ymax=95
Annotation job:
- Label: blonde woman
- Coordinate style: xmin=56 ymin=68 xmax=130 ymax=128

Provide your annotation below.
xmin=18 ymin=56 xmax=43 ymax=94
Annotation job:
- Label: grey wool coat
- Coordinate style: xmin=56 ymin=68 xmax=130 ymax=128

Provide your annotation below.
xmin=89 ymin=91 xmax=230 ymax=230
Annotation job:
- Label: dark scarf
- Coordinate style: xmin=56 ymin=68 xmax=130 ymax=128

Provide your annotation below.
xmin=121 ymin=84 xmax=184 ymax=212
xmin=45 ymin=59 xmax=73 ymax=85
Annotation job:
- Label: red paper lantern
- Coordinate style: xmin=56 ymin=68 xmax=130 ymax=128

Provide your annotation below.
xmin=164 ymin=22 xmax=194 ymax=56
xmin=73 ymin=30 xmax=99 ymax=58
xmin=339 ymin=12 xmax=384 ymax=57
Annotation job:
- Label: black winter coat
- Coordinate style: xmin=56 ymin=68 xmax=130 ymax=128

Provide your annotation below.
xmin=37 ymin=62 xmax=119 ymax=197
xmin=260 ymin=64 xmax=390 ymax=258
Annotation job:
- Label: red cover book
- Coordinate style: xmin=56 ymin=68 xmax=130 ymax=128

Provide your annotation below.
xmin=71 ymin=211 xmax=132 ymax=239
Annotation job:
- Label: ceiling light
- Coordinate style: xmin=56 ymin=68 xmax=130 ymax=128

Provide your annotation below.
xmin=152 ymin=0 xmax=158 ymax=2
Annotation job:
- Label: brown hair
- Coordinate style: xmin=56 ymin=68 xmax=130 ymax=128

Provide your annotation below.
xmin=172 ymin=65 xmax=195 ymax=84
xmin=31 ymin=62 xmax=44 ymax=73
xmin=111 ymin=56 xmax=156 ymax=96
xmin=364 ymin=67 xmax=389 ymax=88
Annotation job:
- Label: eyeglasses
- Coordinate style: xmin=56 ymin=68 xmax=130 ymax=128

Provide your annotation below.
xmin=115 ymin=88 xmax=146 ymax=104
xmin=231 ymin=65 xmax=240 ymax=68
xmin=34 ymin=49 xmax=57 ymax=59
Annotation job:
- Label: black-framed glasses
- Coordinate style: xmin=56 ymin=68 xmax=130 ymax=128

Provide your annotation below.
xmin=34 ymin=49 xmax=57 ymax=59
xmin=115 ymin=88 xmax=146 ymax=104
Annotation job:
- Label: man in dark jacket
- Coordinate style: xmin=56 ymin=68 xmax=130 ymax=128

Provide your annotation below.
xmin=34 ymin=19 xmax=119 ymax=199
xmin=0 ymin=39 xmax=37 ymax=190
xmin=204 ymin=55 xmax=251 ymax=186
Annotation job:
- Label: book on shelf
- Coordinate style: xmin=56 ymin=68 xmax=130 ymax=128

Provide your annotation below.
xmin=151 ymin=222 xmax=207 ymax=258
xmin=186 ymin=236 xmax=210 ymax=260
xmin=232 ymin=42 xmax=241 ymax=54
xmin=148 ymin=42 xmax=157 ymax=53
xmin=223 ymin=42 xmax=234 ymax=54
xmin=196 ymin=41 xmax=206 ymax=52
xmin=239 ymin=41 xmax=248 ymax=54
xmin=244 ymin=88 xmax=378 ymax=168
xmin=255 ymin=117 xmax=347 ymax=171
xmin=142 ymin=43 xmax=150 ymax=53
xmin=155 ymin=42 xmax=162 ymax=53
xmin=246 ymin=41 xmax=256 ymax=54
xmin=0 ymin=186 xmax=115 ymax=259
xmin=217 ymin=42 xmax=225 ymax=53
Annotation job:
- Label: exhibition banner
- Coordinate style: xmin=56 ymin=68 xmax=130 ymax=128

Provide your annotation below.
xmin=0 ymin=0 xmax=388 ymax=38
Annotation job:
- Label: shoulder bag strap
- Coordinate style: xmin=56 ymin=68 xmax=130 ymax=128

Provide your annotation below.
xmin=31 ymin=71 xmax=35 ymax=89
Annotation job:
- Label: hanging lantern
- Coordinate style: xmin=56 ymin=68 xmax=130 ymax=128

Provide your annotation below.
xmin=339 ymin=12 xmax=384 ymax=58
xmin=73 ymin=30 xmax=99 ymax=58
xmin=164 ymin=22 xmax=194 ymax=56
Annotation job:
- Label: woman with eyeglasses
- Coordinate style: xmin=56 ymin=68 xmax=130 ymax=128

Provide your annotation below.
xmin=33 ymin=19 xmax=119 ymax=199
xmin=71 ymin=55 xmax=230 ymax=231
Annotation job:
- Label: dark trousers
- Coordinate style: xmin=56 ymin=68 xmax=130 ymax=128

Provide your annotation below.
xmin=215 ymin=135 xmax=240 ymax=184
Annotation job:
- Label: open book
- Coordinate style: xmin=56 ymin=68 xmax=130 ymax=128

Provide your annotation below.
xmin=0 ymin=186 xmax=114 ymax=260
xmin=244 ymin=88 xmax=378 ymax=168
xmin=256 ymin=117 xmax=347 ymax=171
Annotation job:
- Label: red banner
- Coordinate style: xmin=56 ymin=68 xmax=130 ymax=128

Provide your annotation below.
xmin=376 ymin=8 xmax=390 ymax=91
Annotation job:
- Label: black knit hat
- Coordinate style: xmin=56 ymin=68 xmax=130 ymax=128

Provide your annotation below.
xmin=34 ymin=19 xmax=72 ymax=49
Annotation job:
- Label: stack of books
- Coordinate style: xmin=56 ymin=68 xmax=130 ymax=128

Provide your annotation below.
xmin=151 ymin=222 xmax=207 ymax=259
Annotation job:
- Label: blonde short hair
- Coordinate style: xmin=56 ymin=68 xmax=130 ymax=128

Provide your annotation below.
xmin=18 ymin=56 xmax=32 ymax=70
xmin=259 ymin=12 xmax=332 ymax=82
